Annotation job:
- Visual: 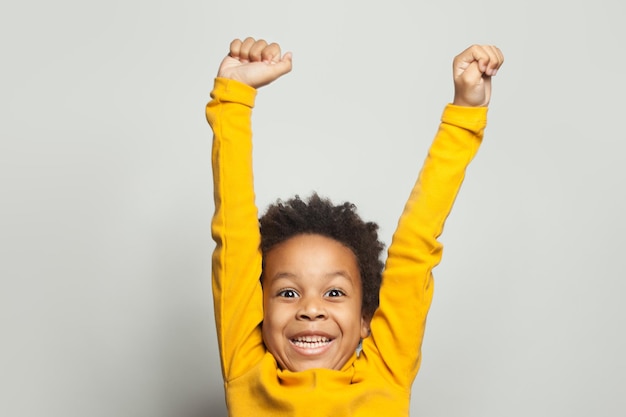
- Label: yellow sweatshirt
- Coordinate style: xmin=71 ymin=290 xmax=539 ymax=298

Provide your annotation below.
xmin=206 ymin=77 xmax=487 ymax=416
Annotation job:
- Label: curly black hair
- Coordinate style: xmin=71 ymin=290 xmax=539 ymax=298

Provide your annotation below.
xmin=259 ymin=193 xmax=385 ymax=320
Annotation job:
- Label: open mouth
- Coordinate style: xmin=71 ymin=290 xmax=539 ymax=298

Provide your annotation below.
xmin=290 ymin=335 xmax=332 ymax=349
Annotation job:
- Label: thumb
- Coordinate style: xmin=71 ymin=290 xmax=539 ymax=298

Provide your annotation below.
xmin=271 ymin=51 xmax=293 ymax=77
xmin=457 ymin=61 xmax=485 ymax=85
xmin=454 ymin=61 xmax=491 ymax=107
xmin=251 ymin=52 xmax=293 ymax=89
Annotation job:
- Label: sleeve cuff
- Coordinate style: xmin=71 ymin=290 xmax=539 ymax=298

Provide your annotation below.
xmin=210 ymin=77 xmax=257 ymax=108
xmin=441 ymin=104 xmax=488 ymax=134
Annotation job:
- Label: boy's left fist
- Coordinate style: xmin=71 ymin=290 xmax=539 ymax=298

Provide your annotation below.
xmin=452 ymin=44 xmax=504 ymax=107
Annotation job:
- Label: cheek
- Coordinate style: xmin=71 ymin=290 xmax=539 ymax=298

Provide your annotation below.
xmin=335 ymin=302 xmax=364 ymax=327
xmin=261 ymin=306 xmax=278 ymax=347
xmin=262 ymin=291 xmax=277 ymax=324
xmin=263 ymin=301 xmax=290 ymax=331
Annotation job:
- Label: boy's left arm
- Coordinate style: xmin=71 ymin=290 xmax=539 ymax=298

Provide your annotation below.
xmin=363 ymin=45 xmax=503 ymax=388
xmin=366 ymin=103 xmax=486 ymax=387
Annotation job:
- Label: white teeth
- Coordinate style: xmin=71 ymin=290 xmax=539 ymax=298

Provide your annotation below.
xmin=293 ymin=336 xmax=329 ymax=343
xmin=291 ymin=336 xmax=331 ymax=348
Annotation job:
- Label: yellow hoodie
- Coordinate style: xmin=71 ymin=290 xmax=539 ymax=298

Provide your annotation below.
xmin=206 ymin=77 xmax=487 ymax=416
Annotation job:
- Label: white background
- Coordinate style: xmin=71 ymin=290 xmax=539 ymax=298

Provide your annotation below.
xmin=2 ymin=1 xmax=625 ymax=416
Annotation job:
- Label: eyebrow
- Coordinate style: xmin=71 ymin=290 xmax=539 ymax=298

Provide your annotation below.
xmin=267 ymin=270 xmax=355 ymax=283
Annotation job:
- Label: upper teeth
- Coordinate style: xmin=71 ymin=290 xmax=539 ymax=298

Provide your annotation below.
xmin=293 ymin=336 xmax=329 ymax=343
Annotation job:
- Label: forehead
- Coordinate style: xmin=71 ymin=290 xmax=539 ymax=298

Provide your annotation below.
xmin=263 ymin=234 xmax=360 ymax=284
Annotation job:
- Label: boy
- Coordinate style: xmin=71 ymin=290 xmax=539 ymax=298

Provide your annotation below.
xmin=206 ymin=37 xmax=503 ymax=416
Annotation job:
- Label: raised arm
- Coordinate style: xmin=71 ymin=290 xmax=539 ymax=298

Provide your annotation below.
xmin=206 ymin=38 xmax=292 ymax=380
xmin=364 ymin=45 xmax=504 ymax=387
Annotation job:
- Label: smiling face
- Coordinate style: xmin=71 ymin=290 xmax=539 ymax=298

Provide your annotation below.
xmin=261 ymin=234 xmax=370 ymax=372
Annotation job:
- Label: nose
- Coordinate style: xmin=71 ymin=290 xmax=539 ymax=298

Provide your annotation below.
xmin=297 ymin=297 xmax=327 ymax=321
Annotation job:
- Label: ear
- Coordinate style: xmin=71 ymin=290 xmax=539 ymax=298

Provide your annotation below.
xmin=360 ymin=314 xmax=371 ymax=339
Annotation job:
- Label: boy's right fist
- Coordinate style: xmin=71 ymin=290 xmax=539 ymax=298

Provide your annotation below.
xmin=217 ymin=37 xmax=293 ymax=89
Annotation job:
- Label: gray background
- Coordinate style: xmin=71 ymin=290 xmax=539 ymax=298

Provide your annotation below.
xmin=2 ymin=0 xmax=625 ymax=416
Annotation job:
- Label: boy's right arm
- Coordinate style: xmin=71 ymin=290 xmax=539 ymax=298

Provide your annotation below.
xmin=206 ymin=38 xmax=292 ymax=380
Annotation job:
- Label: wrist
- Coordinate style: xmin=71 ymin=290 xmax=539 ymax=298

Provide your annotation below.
xmin=453 ymin=95 xmax=489 ymax=108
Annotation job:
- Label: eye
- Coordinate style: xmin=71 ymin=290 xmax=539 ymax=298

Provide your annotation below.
xmin=278 ymin=289 xmax=299 ymax=298
xmin=325 ymin=289 xmax=345 ymax=298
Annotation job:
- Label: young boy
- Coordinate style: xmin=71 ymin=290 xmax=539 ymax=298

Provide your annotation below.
xmin=206 ymin=37 xmax=503 ymax=416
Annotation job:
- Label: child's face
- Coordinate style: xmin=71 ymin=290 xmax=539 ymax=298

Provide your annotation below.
xmin=261 ymin=234 xmax=370 ymax=372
